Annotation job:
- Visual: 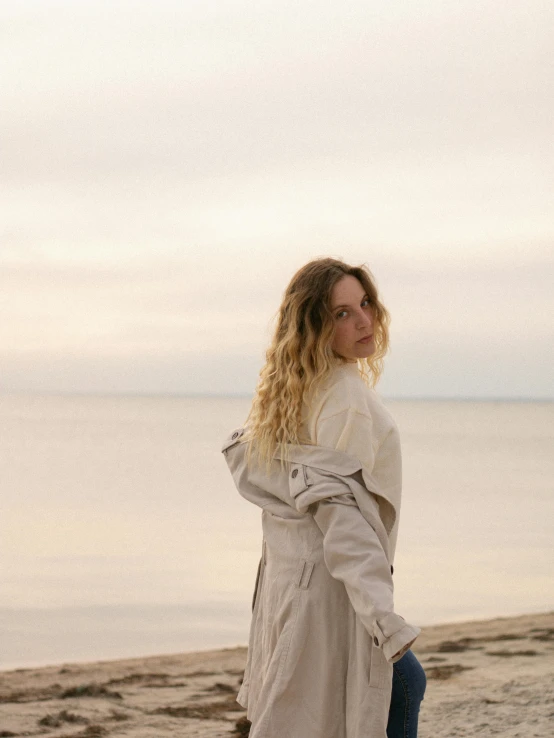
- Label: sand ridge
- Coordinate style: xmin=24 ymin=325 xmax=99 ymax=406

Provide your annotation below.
xmin=0 ymin=611 xmax=552 ymax=737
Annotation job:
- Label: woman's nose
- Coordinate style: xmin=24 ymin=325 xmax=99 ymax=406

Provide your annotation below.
xmin=356 ymin=310 xmax=372 ymax=329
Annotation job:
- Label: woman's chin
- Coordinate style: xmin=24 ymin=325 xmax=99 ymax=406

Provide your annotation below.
xmin=356 ymin=344 xmax=376 ymax=359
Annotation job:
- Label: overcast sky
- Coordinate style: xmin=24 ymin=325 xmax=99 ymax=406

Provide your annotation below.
xmin=2 ymin=0 xmax=553 ymax=398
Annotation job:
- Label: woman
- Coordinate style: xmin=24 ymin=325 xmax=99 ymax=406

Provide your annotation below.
xmin=222 ymin=257 xmax=426 ymax=738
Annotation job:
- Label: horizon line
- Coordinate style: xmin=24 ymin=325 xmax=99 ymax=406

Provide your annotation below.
xmin=1 ymin=390 xmax=552 ymax=403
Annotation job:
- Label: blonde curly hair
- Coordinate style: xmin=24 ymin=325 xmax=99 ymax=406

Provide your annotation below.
xmin=245 ymin=257 xmax=390 ymax=468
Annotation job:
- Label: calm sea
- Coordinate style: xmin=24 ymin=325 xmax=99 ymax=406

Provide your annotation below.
xmin=0 ymin=394 xmax=552 ymax=670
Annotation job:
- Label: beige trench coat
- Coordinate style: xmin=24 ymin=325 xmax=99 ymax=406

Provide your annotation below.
xmin=222 ymin=427 xmax=420 ymax=738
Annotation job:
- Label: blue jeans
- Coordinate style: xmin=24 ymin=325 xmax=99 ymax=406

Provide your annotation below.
xmin=386 ymin=650 xmax=427 ymax=738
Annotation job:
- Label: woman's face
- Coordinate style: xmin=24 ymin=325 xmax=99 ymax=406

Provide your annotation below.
xmin=329 ymin=275 xmax=376 ymax=362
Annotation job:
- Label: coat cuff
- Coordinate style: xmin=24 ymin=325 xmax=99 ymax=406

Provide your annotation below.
xmin=373 ymin=612 xmax=421 ymax=663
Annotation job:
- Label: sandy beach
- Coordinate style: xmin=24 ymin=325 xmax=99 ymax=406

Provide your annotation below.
xmin=1 ymin=611 xmax=552 ymax=738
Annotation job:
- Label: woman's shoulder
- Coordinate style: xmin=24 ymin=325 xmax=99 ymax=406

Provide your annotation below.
xmin=302 ymin=362 xmax=397 ymax=454
xmin=315 ymin=362 xmax=374 ymax=420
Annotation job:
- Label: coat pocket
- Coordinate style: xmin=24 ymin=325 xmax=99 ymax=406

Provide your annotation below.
xmin=295 ymin=559 xmax=315 ymax=590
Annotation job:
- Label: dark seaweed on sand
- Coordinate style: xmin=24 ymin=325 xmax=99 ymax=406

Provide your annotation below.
xmin=39 ymin=709 xmax=89 ymax=727
xmin=61 ymin=683 xmax=122 ymax=700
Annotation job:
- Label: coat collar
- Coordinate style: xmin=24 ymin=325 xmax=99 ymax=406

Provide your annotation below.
xmin=221 ymin=427 xmax=398 ymax=529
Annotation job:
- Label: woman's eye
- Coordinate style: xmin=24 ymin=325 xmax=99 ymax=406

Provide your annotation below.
xmin=361 ymin=298 xmax=370 ymax=307
xmin=336 ymin=310 xmax=347 ymax=319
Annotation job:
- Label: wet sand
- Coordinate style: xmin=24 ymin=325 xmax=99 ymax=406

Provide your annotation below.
xmin=1 ymin=611 xmax=552 ymax=737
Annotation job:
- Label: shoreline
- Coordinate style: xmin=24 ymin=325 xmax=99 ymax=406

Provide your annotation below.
xmin=1 ymin=611 xmax=552 ymax=737
xmin=2 ymin=605 xmax=551 ymax=674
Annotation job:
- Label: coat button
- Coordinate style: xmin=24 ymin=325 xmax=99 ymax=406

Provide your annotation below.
xmin=390 ymin=565 xmax=394 ymax=575
xmin=232 ymin=432 xmax=239 ymax=439
xmin=374 ymin=636 xmax=379 ymax=646
xmin=291 ymin=468 xmax=298 ymax=478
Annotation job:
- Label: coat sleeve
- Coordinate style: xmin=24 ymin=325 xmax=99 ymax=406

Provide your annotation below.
xmin=312 ymin=492 xmax=420 ymax=662
xmin=311 ymin=405 xmax=418 ymax=659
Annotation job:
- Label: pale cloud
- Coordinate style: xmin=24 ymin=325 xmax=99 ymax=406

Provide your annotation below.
xmin=1 ymin=0 xmax=553 ymax=397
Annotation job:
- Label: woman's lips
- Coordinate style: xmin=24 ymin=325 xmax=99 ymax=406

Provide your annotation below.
xmin=357 ymin=334 xmax=373 ymax=344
